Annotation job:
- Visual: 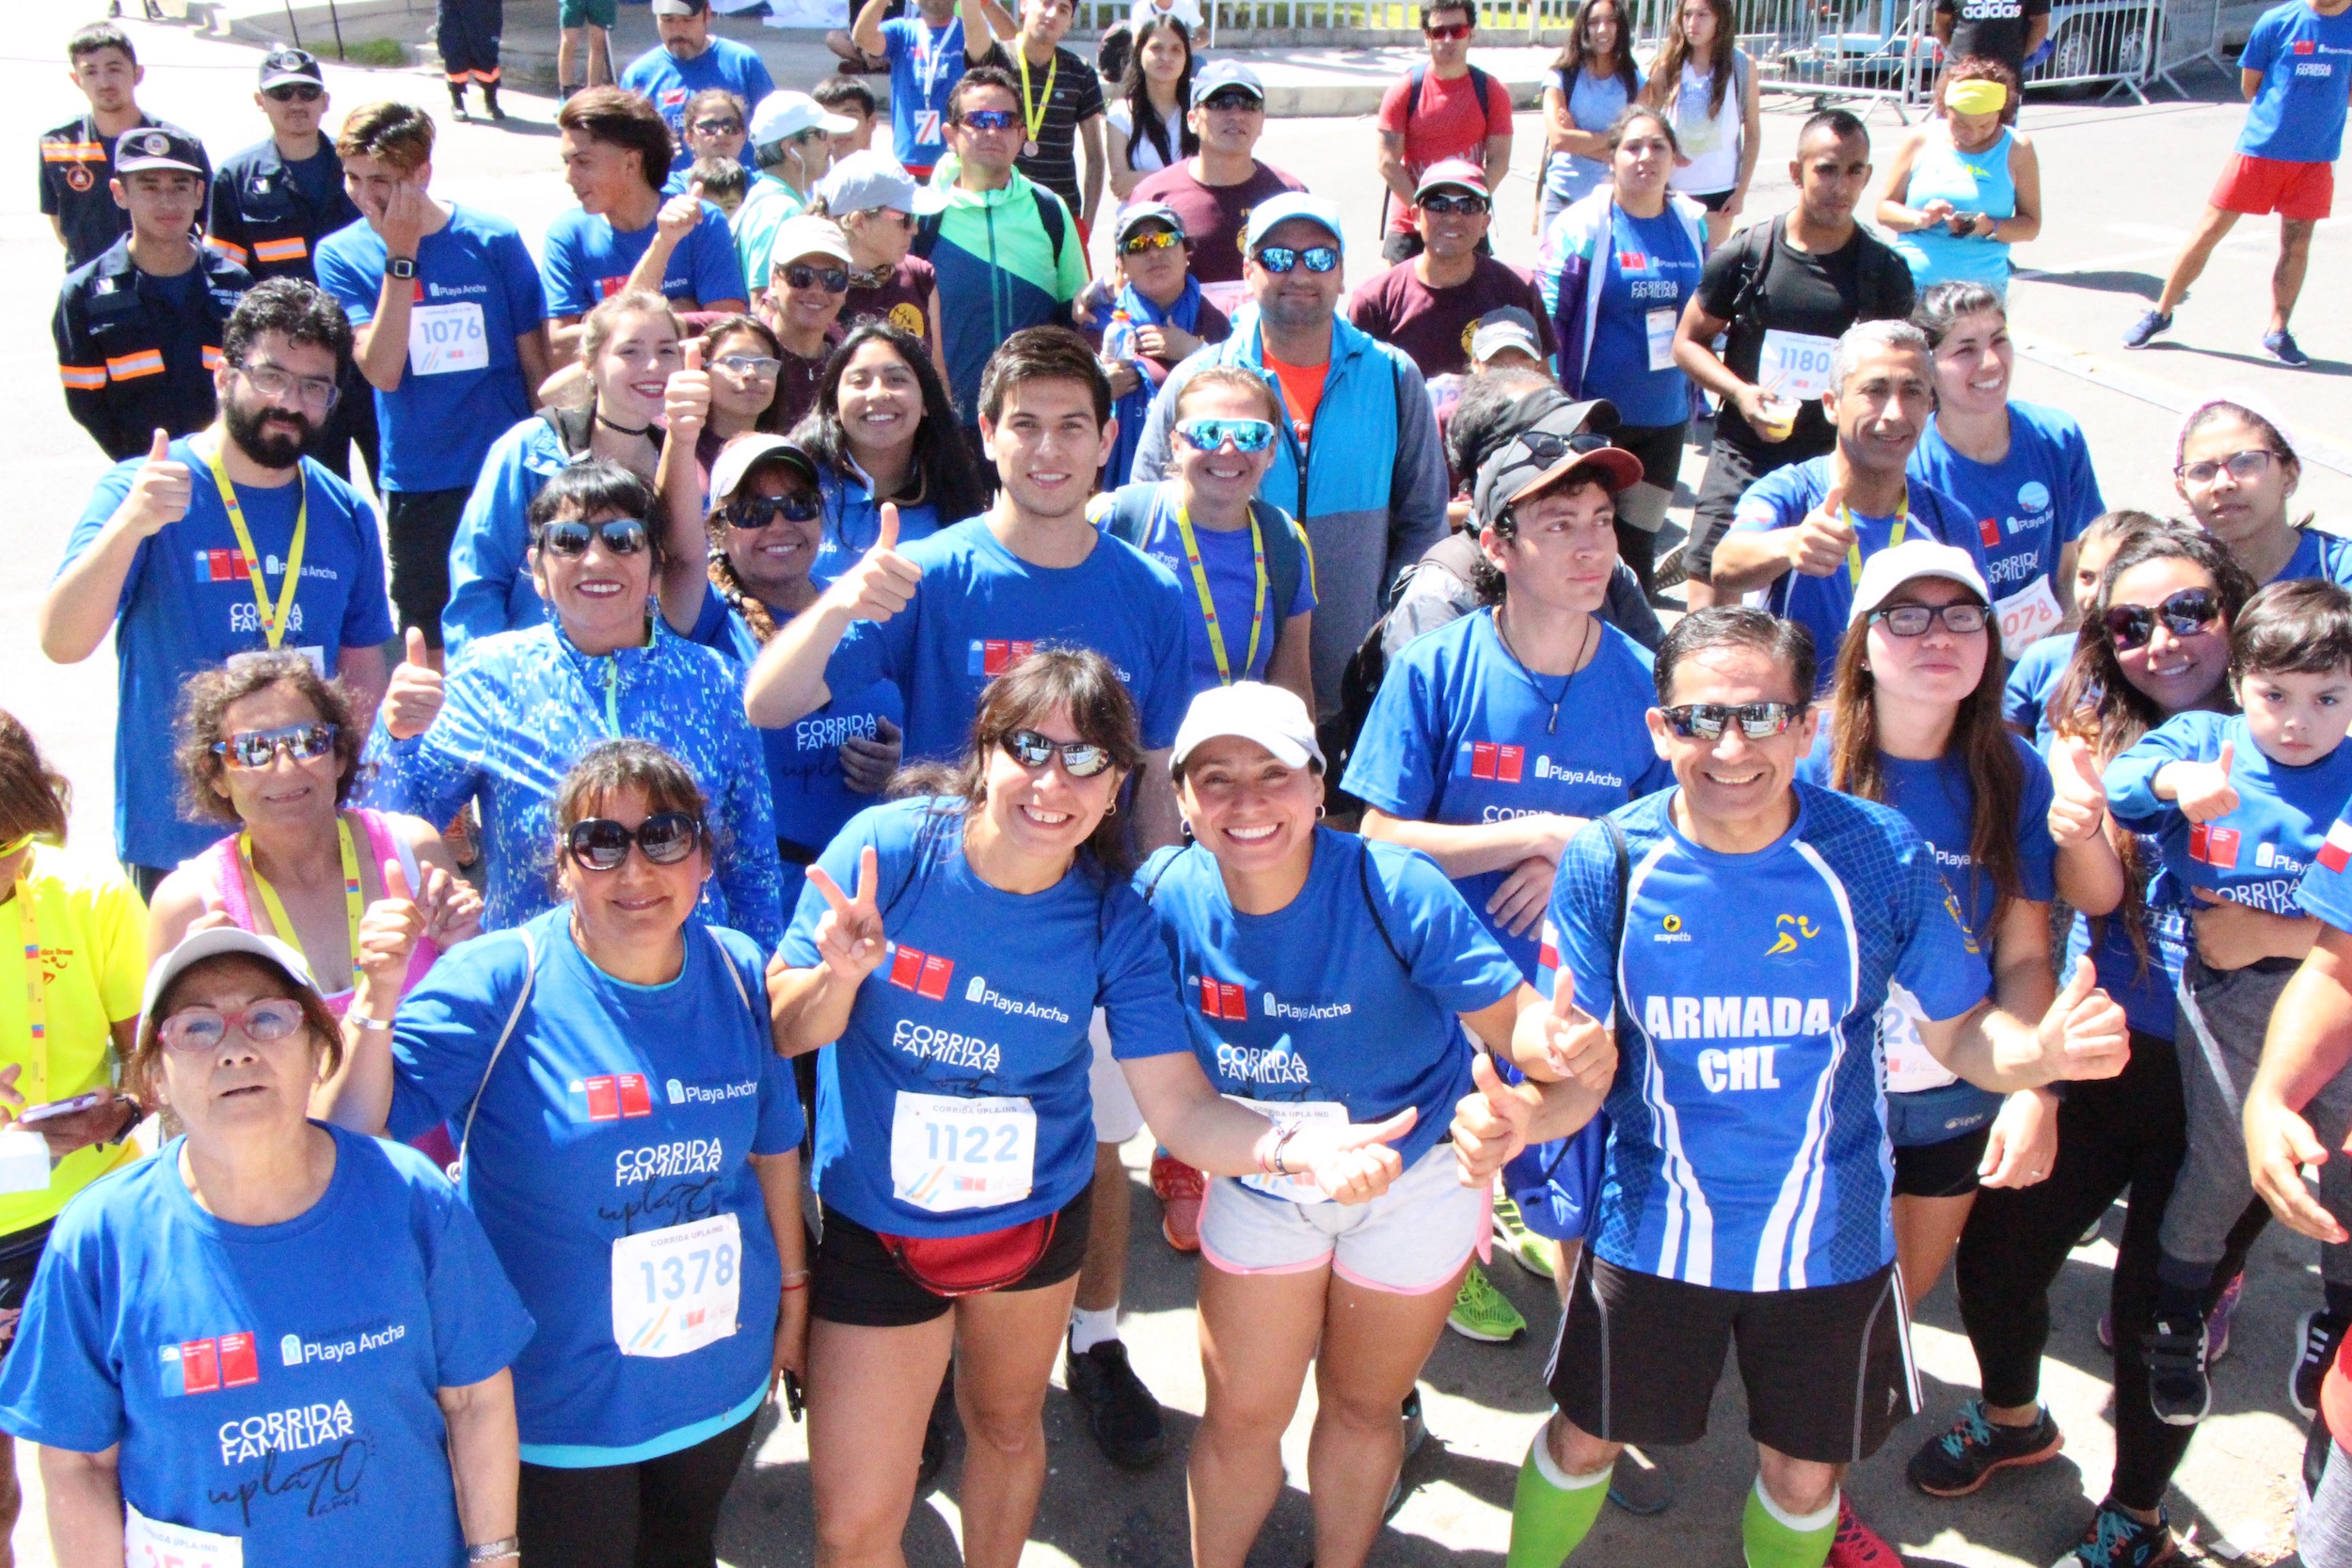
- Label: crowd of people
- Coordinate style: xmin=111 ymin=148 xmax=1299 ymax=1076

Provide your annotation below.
xmin=9 ymin=1 xmax=2352 ymax=1565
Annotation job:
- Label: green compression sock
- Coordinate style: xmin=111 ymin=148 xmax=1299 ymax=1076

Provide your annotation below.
xmin=1505 ymin=1432 xmax=1612 ymax=1568
xmin=1741 ymin=1478 xmax=1837 ymax=1568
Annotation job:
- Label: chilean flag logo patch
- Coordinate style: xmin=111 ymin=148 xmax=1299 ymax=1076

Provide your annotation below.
xmin=160 ymin=1331 xmax=260 ymax=1396
xmin=2189 ymin=823 xmax=2243 ymax=869
xmin=1617 ymin=249 xmax=1648 ymax=271
xmin=1198 ymin=977 xmax=1248 ymax=1020
xmin=1536 ymin=921 xmax=1560 ymax=974
xmin=968 ymin=639 xmax=1038 ymax=678
xmin=2320 ymin=819 xmax=2352 ymax=873
xmin=1978 ymin=515 xmax=2002 ymax=548
xmin=888 ymin=943 xmax=956 ymax=1000
xmin=1468 ymin=742 xmax=1525 ymax=783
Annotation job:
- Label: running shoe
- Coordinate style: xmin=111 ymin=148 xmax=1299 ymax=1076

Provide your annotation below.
xmin=2265 ymin=328 xmax=2312 ymax=367
xmin=2205 ymin=1271 xmax=2245 ymax=1365
xmin=1064 ymin=1335 xmax=1167 ymax=1468
xmin=1826 ymin=1496 xmax=1899 ymax=1566
xmin=1446 ymin=1261 xmax=1526 ymax=1343
xmin=1607 ymin=1447 xmax=1673 ymax=1515
xmin=2143 ymin=1313 xmax=2210 ymax=1427
xmin=1150 ymin=1149 xmax=1203 ymax=1253
xmin=1654 ymin=540 xmax=1690 ymax=591
xmin=2294 ymin=1308 xmax=2349 ymax=1418
xmin=2064 ymin=1500 xmax=2175 ymax=1566
xmin=2122 ymin=310 xmax=2173 ymax=349
xmin=1490 ymin=1196 xmax=1555 ymax=1279
xmin=1906 ymin=1401 xmax=2064 ymax=1497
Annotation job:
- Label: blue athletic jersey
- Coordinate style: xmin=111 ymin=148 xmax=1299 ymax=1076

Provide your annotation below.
xmin=1544 ymin=785 xmax=1988 ymax=1291
xmin=0 ymin=1128 xmax=532 ymax=1567
xmin=2237 ymin=0 xmax=2352 ymax=164
xmin=383 ymin=910 xmax=802 ymax=1462
xmin=1909 ymin=402 xmax=2103 ymax=620
xmin=1727 ymin=458 xmax=1988 ymax=690
xmin=1095 ymin=483 xmax=1317 ymax=694
xmin=2003 ymin=631 xmax=2076 ymax=752
xmin=1136 ymin=831 xmax=1522 ymax=1177
xmin=539 ymin=202 xmax=747 ymax=317
xmin=2296 ymin=797 xmax=2352 ymax=932
xmin=822 ymin=517 xmax=1192 ymax=761
xmin=1587 ymin=204 xmax=1705 ymax=427
xmin=777 ymin=798 xmax=1192 ymax=1238
xmin=1343 ymin=610 xmax=1671 ymax=976
xmin=620 ymin=40 xmax=777 ymax=174
xmin=63 ymin=444 xmax=395 ymax=869
xmin=2068 ymin=818 xmax=2189 ymax=1039
xmin=2107 ymin=710 xmax=2352 ymax=924
xmin=882 ymin=15 xmax=969 ymax=167
xmin=313 ymin=207 xmax=545 ymax=494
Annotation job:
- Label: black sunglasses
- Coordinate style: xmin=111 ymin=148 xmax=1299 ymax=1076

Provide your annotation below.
xmin=1004 ymin=730 xmax=1115 ymax=778
xmin=723 ymin=492 xmax=821 ymax=529
xmin=1660 ymin=702 xmax=1806 ymax=740
xmin=2103 ymin=587 xmax=2221 ymax=651
xmin=263 ymin=84 xmax=324 ymax=103
xmin=540 ymin=517 xmax=651 ymax=558
xmin=1200 ymin=89 xmax=1262 ymax=111
xmin=781 ymin=262 xmax=850 ymax=293
xmin=1420 ymin=192 xmax=1488 ymax=215
xmin=565 ymin=813 xmax=704 ymax=871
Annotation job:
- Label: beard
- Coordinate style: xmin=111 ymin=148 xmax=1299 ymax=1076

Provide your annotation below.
xmin=224 ymin=395 xmax=314 ymax=470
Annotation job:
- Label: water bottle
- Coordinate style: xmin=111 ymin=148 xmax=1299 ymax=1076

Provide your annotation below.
xmin=1104 ymin=307 xmax=1136 ymax=364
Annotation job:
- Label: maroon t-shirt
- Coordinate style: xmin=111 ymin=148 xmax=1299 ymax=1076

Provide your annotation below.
xmin=840 ymin=255 xmax=938 ymax=343
xmin=1343 ymin=254 xmax=1556 ymax=380
xmin=768 ymin=326 xmax=845 ymax=435
xmin=1129 ymin=159 xmax=1308 ymax=287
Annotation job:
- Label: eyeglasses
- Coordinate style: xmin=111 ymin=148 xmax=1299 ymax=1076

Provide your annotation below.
xmin=1252 ymin=245 xmax=1339 ymax=275
xmin=959 ymin=108 xmax=1022 ymax=131
xmin=213 ymin=721 xmax=339 ymax=769
xmin=1176 ymin=417 xmax=1277 ymax=453
xmin=2103 ymin=587 xmax=2221 ymax=651
xmin=691 ymin=119 xmax=743 ymax=136
xmin=2175 ymin=449 xmax=2279 ymax=486
xmin=1868 ymin=601 xmax=1989 ymax=637
xmin=780 ymin=262 xmax=850 ymax=293
xmin=1119 ymin=229 xmax=1184 ymax=255
xmin=1423 ymin=20 xmax=1473 ymax=38
xmin=234 ymin=359 xmax=340 ymax=412
xmin=263 ymin=83 xmax=324 ymax=103
xmin=565 ymin=813 xmax=705 ymax=871
xmin=1660 ymin=701 xmax=1805 ymax=740
xmin=1421 ymin=191 xmax=1489 ymax=215
xmin=157 ymin=999 xmax=309 ymax=1053
xmin=1004 ymin=730 xmax=1115 ymax=778
xmin=1199 ymin=88 xmax=1262 ymax=111
xmin=714 ymin=354 xmax=782 ymax=377
xmin=723 ymin=492 xmax=822 ymax=529
xmin=539 ymin=517 xmax=651 ymax=559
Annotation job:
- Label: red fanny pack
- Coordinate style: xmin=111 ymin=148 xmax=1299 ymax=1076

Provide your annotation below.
xmin=877 ymin=1214 xmax=1058 ymax=1297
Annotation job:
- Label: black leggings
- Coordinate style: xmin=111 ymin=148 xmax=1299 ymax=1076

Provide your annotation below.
xmin=1954 ymin=1027 xmax=2270 ymax=1511
xmin=517 ymin=1409 xmax=759 ymax=1568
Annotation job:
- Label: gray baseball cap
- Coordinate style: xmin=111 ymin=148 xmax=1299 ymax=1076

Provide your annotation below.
xmin=817 ymin=149 xmax=918 ymax=214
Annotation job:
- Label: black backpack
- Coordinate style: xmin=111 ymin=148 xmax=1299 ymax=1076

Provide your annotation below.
xmin=1322 ymin=531 xmax=1487 ymax=816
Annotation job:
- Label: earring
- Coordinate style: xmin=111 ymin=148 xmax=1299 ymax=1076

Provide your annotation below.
xmin=1315 ymin=804 xmax=1327 ymax=819
xmin=1180 ymin=820 xmax=1194 ymax=839
xmin=1104 ymin=800 xmax=1117 ymax=817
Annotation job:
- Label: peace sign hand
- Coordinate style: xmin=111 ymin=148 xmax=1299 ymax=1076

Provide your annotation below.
xmin=806 ymin=845 xmax=889 ymax=984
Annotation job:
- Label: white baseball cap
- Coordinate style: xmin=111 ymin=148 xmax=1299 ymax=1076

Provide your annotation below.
xmin=1848 ymin=539 xmax=1993 ymax=625
xmin=1171 ymin=682 xmax=1326 ymax=774
xmin=750 ymin=91 xmax=856 ymax=149
xmin=766 ymin=214 xmax=853 ymax=271
xmin=707 ymin=435 xmax=819 ymax=509
xmin=142 ymin=928 xmax=322 ymax=1023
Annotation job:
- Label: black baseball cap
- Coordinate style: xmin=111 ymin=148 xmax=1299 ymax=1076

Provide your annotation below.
xmin=113 ymin=127 xmax=207 ymax=177
xmin=258 ymin=46 xmax=324 ymax=89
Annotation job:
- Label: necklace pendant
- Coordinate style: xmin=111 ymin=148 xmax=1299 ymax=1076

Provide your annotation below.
xmin=1548 ymin=705 xmax=1560 ymax=736
xmin=1023 ymin=138 xmax=1040 ymax=158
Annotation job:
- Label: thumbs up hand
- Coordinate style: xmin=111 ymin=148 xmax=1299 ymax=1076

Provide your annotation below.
xmin=382 ymin=628 xmax=446 ymax=740
xmin=1513 ymin=967 xmax=1616 ymax=1092
xmin=2036 ymin=955 xmax=2130 ymax=1082
xmin=1451 ymin=1053 xmax=1536 ymax=1186
xmin=1289 ymin=1107 xmax=1415 ymax=1206
xmin=2046 ymin=735 xmax=2107 ymax=847
xmin=657 ymin=184 xmax=706 ymax=245
xmin=121 ymin=428 xmax=192 ymax=539
xmin=355 ymin=856 xmax=427 ymax=993
xmin=1787 ymin=481 xmax=1856 ymax=578
xmin=665 ymin=338 xmax=711 ymax=445
xmin=2158 ymin=743 xmax=2240 ymax=824
xmin=825 ymin=502 xmax=920 ymax=625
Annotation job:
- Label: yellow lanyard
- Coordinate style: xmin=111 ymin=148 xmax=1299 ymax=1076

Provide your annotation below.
xmin=1016 ymin=48 xmax=1057 ymax=150
xmin=203 ymin=438 xmax=308 ymax=651
xmin=1172 ymin=504 xmax=1267 ymax=687
xmin=242 ymin=816 xmax=364 ymax=990
xmin=14 ymin=871 xmax=45 ymax=1105
xmin=1844 ymin=485 xmax=1910 ymax=585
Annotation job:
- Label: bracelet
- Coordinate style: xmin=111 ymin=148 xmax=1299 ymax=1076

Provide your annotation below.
xmin=466 ymin=1540 xmax=520 ymax=1564
xmin=1269 ymin=1125 xmax=1302 ymax=1179
xmin=347 ymin=1013 xmax=394 ymax=1032
xmin=780 ymin=1279 xmax=810 ymax=1292
xmin=781 ymin=1269 xmax=811 ymax=1291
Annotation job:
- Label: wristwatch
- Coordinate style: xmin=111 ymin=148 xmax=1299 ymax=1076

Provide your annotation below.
xmin=387 ymin=255 xmax=418 ymax=280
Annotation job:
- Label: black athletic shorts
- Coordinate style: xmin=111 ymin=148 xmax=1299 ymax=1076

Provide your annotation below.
xmin=812 ymin=1184 xmax=1091 ymax=1328
xmin=383 ymin=485 xmax=471 ymax=647
xmin=0 ymin=1221 xmax=55 ymax=1364
xmin=1547 ymin=1250 xmax=1918 ymax=1464
xmin=1684 ymin=432 xmax=1830 ymax=582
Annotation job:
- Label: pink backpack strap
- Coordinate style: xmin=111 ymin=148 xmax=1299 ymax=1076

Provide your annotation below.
xmin=186 ymin=834 xmax=258 ymax=932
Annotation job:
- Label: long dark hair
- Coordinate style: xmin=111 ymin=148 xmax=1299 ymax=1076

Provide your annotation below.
xmin=1824 ymin=578 xmax=2026 ymax=940
xmin=1119 ymin=15 xmax=1198 ymax=169
xmin=0 ymin=711 xmax=71 ymax=850
xmin=1645 ymin=0 xmax=1739 ymax=118
xmin=1550 ymin=0 xmax=1640 ymax=99
xmin=793 ymin=320 xmax=988 ymax=527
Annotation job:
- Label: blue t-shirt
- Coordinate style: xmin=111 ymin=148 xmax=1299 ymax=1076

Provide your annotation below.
xmin=0 ymin=1128 xmax=532 ymax=1567
xmin=1546 ymin=785 xmax=1989 ymax=1291
xmin=1102 ymin=484 xmax=1317 ymax=695
xmin=2296 ymin=799 xmax=2352 ymax=932
xmin=62 ymin=445 xmax=396 ymax=869
xmin=2003 ymin=631 xmax=2075 ymax=752
xmin=777 ymin=797 xmax=1192 ymax=1238
xmin=540 ymin=201 xmax=747 ymax=318
xmin=2067 ymin=832 xmax=2191 ymax=1039
xmin=823 ymin=518 xmax=1193 ymax=761
xmin=1136 ymin=832 xmax=1522 ymax=1178
xmin=2278 ymin=526 xmax=2352 ymax=587
xmin=813 ymin=465 xmax=946 ymax=589
xmin=1586 ymin=203 xmax=1704 ymax=427
xmin=1727 ymin=458 xmax=1987 ymax=691
xmin=314 ymin=207 xmax=545 ymax=495
xmin=620 ymin=40 xmax=777 ymax=174
xmin=2107 ymin=709 xmax=2352 ymax=927
xmin=384 ymin=909 xmax=802 ymax=1462
xmin=883 ymin=15 xmax=970 ymax=168
xmin=1909 ymin=402 xmax=2104 ymax=632
xmin=2237 ymin=0 xmax=2352 ymax=164
xmin=1343 ymin=610 xmax=1671 ymax=977
xmin=1544 ymin=68 xmax=1641 ymax=205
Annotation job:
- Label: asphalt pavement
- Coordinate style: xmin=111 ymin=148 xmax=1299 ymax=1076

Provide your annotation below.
xmin=0 ymin=6 xmax=2345 ymax=1563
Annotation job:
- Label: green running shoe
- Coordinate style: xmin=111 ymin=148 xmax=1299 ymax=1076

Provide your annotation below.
xmin=1447 ymin=1261 xmax=1527 ymax=1343
xmin=1490 ymin=1196 xmax=1556 ymax=1280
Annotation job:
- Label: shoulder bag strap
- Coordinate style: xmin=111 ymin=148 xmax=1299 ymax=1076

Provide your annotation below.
xmin=455 ymin=927 xmax=538 ymax=1181
xmin=1356 ymin=840 xmax=1411 ymax=974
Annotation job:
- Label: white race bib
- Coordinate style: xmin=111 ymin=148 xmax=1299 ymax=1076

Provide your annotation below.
xmin=1993 ymin=574 xmax=2065 ymax=659
xmin=1199 ymin=279 xmax=1248 ymax=317
xmin=1230 ymin=1097 xmax=1347 ymax=1204
xmin=1645 ymin=307 xmax=1678 ymax=373
xmin=610 ymin=1212 xmax=741 ymax=1357
xmin=407 ymin=300 xmax=488 ymax=376
xmin=0 ymin=1131 xmax=48 ymax=1195
xmin=1881 ymin=983 xmax=1958 ymax=1096
xmin=1756 ymin=329 xmax=1839 ymax=403
xmin=890 ymin=1091 xmax=1037 ymax=1213
xmin=914 ymin=109 xmax=944 ymax=146
xmin=126 ymin=1503 xmax=242 ymax=1568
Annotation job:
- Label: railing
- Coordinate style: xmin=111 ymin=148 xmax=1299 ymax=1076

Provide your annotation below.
xmin=2021 ymin=0 xmax=2160 ymax=99
xmin=1069 ymin=0 xmax=1577 ymax=44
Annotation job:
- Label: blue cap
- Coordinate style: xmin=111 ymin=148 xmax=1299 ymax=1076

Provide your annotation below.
xmin=1242 ymin=192 xmax=1343 ymax=255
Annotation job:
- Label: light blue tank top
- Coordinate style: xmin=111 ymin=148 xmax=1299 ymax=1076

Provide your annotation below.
xmin=1890 ymin=124 xmax=2017 ymax=295
xmin=1543 ymin=67 xmax=1636 ymax=205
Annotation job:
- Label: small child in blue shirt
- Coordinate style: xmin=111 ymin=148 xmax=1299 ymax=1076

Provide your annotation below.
xmin=2106 ymin=578 xmax=2352 ymax=1423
